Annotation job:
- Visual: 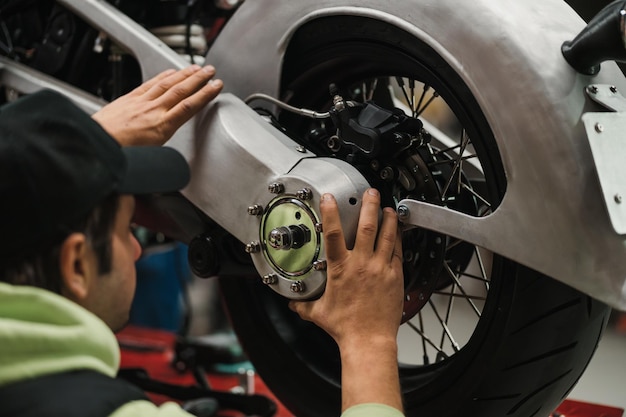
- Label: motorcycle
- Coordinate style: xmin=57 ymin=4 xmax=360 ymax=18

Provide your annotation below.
xmin=0 ymin=0 xmax=625 ymax=416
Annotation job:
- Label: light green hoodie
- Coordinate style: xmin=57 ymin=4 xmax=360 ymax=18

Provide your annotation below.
xmin=0 ymin=282 xmax=403 ymax=417
xmin=0 ymin=282 xmax=191 ymax=417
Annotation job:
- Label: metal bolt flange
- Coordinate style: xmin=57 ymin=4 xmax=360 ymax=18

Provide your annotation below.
xmin=290 ymin=281 xmax=305 ymax=293
xmin=397 ymin=205 xmax=409 ymax=220
xmin=247 ymin=204 xmax=264 ymax=216
xmin=245 ymin=242 xmax=261 ymax=253
xmin=268 ymin=182 xmax=285 ymax=194
xmin=296 ymin=188 xmax=313 ymax=200
xmin=313 ymin=260 xmax=327 ymax=271
xmin=262 ymin=274 xmax=278 ymax=285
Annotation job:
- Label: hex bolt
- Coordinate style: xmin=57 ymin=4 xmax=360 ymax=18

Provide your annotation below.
xmin=268 ymin=182 xmax=285 ymax=194
xmin=313 ymin=260 xmax=327 ymax=271
xmin=296 ymin=188 xmax=313 ymax=201
xmin=245 ymin=242 xmax=261 ymax=253
xmin=610 ymin=85 xmax=618 ymax=94
xmin=595 ymin=123 xmax=604 ymax=133
xmin=615 ymin=194 xmax=623 ymax=204
xmin=397 ymin=205 xmax=409 ymax=220
xmin=380 ymin=166 xmax=394 ymax=181
xmin=262 ymin=274 xmax=278 ymax=285
xmin=290 ymin=281 xmax=305 ymax=293
xmin=247 ymin=204 xmax=264 ymax=216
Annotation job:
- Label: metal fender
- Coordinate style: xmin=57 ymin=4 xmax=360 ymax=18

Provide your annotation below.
xmin=206 ymin=0 xmax=626 ymax=309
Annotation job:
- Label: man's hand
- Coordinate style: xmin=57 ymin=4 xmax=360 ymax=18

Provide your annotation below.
xmin=289 ymin=188 xmax=404 ymax=413
xmin=92 ymin=65 xmax=223 ymax=146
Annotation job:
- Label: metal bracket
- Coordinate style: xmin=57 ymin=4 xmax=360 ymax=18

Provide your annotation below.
xmin=586 ymin=84 xmax=626 ymax=111
xmin=582 ymin=111 xmax=626 ymax=234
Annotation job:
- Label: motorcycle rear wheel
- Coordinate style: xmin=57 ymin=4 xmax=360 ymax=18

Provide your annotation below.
xmin=219 ymin=16 xmax=610 ymax=417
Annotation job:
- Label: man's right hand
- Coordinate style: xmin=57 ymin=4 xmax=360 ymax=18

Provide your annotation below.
xmin=289 ymin=188 xmax=405 ymax=413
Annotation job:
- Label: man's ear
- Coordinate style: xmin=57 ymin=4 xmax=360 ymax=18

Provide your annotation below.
xmin=59 ymin=233 xmax=93 ymax=301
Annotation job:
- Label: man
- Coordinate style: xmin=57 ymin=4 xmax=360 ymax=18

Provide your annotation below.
xmin=0 ymin=65 xmax=405 ymax=417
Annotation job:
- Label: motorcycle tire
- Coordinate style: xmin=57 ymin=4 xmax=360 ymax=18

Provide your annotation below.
xmin=219 ymin=15 xmax=611 ymax=417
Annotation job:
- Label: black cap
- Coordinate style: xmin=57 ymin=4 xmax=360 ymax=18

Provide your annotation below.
xmin=0 ymin=90 xmax=190 ymax=259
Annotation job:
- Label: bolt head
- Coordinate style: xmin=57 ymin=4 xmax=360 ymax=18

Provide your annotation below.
xmin=290 ymin=281 xmax=305 ymax=293
xmin=268 ymin=182 xmax=285 ymax=194
xmin=296 ymin=188 xmax=313 ymax=200
xmin=595 ymin=123 xmax=604 ymax=133
xmin=247 ymin=204 xmax=264 ymax=216
xmin=313 ymin=259 xmax=327 ymax=271
xmin=397 ymin=205 xmax=409 ymax=220
xmin=245 ymin=242 xmax=260 ymax=253
xmin=262 ymin=274 xmax=278 ymax=285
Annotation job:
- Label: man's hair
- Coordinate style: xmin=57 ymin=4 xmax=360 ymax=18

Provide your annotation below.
xmin=0 ymin=194 xmax=120 ymax=294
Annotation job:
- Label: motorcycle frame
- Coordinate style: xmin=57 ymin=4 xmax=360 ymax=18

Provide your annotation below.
xmin=2 ymin=0 xmax=626 ymax=309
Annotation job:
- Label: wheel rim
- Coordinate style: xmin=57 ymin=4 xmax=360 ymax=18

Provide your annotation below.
xmin=274 ymin=39 xmax=507 ymax=369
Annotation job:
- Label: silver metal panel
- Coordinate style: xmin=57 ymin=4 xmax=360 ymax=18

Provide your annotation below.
xmin=586 ymin=84 xmax=626 ymax=111
xmin=206 ymin=0 xmax=626 ymax=309
xmin=582 ymin=112 xmax=626 ymax=234
xmin=166 ymin=94 xmax=370 ymax=298
xmin=0 ymin=58 xmax=106 ymax=114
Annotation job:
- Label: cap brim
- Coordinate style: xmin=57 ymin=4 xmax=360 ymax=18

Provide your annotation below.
xmin=119 ymin=146 xmax=190 ymax=194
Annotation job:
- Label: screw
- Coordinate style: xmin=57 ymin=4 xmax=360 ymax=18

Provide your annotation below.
xmin=247 ymin=204 xmax=264 ymax=216
xmin=262 ymin=274 xmax=278 ymax=285
xmin=589 ymin=85 xmax=599 ymax=94
xmin=295 ymin=145 xmax=306 ymax=153
xmin=615 ymin=194 xmax=623 ymax=204
xmin=245 ymin=242 xmax=261 ymax=253
xmin=290 ymin=281 xmax=305 ymax=293
xmin=595 ymin=123 xmax=604 ymax=133
xmin=314 ymin=223 xmax=323 ymax=233
xmin=268 ymin=182 xmax=284 ymax=194
xmin=405 ymin=294 xmax=411 ymax=301
xmin=610 ymin=85 xmax=618 ymax=94
xmin=296 ymin=188 xmax=313 ymax=200
xmin=380 ymin=166 xmax=394 ymax=181
xmin=313 ymin=260 xmax=327 ymax=271
xmin=397 ymin=205 xmax=409 ymax=220
xmin=327 ymin=135 xmax=341 ymax=152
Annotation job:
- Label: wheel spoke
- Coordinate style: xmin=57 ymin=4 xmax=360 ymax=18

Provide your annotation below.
xmin=437 ymin=284 xmax=458 ymax=350
xmin=407 ymin=319 xmax=449 ymax=359
xmin=432 ymin=291 xmax=487 ymax=301
xmin=440 ymin=130 xmax=470 ymax=201
xmin=443 ymin=262 xmax=482 ymax=317
xmin=416 ymin=91 xmax=439 ymax=117
xmin=415 ymin=84 xmax=431 ymax=117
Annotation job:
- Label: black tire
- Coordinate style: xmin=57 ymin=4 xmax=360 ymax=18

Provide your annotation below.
xmin=219 ymin=16 xmax=610 ymax=417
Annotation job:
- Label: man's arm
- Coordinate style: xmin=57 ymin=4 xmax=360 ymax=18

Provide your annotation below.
xmin=289 ymin=189 xmax=405 ymax=414
xmin=92 ymin=65 xmax=223 ymax=146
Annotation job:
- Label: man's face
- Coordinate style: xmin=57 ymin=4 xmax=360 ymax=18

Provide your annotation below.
xmin=85 ymin=195 xmax=142 ymax=332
